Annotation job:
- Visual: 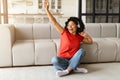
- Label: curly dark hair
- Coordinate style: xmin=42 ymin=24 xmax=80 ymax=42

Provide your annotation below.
xmin=65 ymin=17 xmax=85 ymax=34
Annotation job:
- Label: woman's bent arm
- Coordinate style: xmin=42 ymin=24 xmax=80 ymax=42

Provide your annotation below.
xmin=80 ymin=32 xmax=93 ymax=44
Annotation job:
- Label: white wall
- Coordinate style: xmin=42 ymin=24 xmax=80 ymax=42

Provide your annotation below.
xmin=61 ymin=0 xmax=78 ymax=17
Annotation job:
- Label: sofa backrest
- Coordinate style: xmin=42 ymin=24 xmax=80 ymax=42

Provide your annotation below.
xmin=14 ymin=23 xmax=51 ymax=40
xmin=51 ymin=23 xmax=119 ymax=38
xmin=85 ymin=23 xmax=101 ymax=38
xmin=14 ymin=24 xmax=33 ymax=40
xmin=50 ymin=24 xmax=60 ymax=39
xmin=33 ymin=23 xmax=51 ymax=39
xmin=14 ymin=23 xmax=120 ymax=40
xmin=117 ymin=23 xmax=120 ymax=38
xmin=85 ymin=23 xmax=118 ymax=38
xmin=100 ymin=23 xmax=117 ymax=38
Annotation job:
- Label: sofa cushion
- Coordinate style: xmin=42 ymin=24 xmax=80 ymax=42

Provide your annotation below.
xmin=34 ymin=40 xmax=56 ymax=65
xmin=115 ymin=39 xmax=120 ymax=61
xmin=85 ymin=23 xmax=101 ymax=38
xmin=33 ymin=23 xmax=51 ymax=39
xmin=14 ymin=24 xmax=33 ymax=40
xmin=12 ymin=40 xmax=35 ymax=66
xmin=100 ymin=23 xmax=117 ymax=38
xmin=117 ymin=23 xmax=120 ymax=38
xmin=108 ymin=38 xmax=120 ymax=61
xmin=0 ymin=24 xmax=13 ymax=67
xmin=81 ymin=39 xmax=98 ymax=63
xmin=51 ymin=24 xmax=60 ymax=39
xmin=96 ymin=38 xmax=117 ymax=62
xmin=53 ymin=39 xmax=60 ymax=53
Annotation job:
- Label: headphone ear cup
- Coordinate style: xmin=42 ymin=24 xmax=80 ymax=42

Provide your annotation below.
xmin=78 ymin=25 xmax=80 ymax=28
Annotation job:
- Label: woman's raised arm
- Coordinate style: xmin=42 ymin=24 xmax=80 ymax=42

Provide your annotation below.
xmin=44 ymin=1 xmax=64 ymax=34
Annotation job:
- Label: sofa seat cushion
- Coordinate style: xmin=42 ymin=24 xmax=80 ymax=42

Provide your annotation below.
xmin=12 ymin=40 xmax=35 ymax=66
xmin=105 ymin=38 xmax=120 ymax=61
xmin=95 ymin=38 xmax=117 ymax=62
xmin=81 ymin=41 xmax=98 ymax=63
xmin=34 ymin=40 xmax=56 ymax=65
xmin=53 ymin=39 xmax=60 ymax=53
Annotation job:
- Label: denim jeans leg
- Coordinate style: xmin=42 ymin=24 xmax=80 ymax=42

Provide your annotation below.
xmin=51 ymin=56 xmax=69 ymax=70
xmin=68 ymin=48 xmax=85 ymax=69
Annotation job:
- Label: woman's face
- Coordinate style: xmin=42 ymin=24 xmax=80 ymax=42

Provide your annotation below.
xmin=67 ymin=21 xmax=77 ymax=34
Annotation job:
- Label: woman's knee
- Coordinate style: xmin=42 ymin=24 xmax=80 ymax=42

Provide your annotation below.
xmin=51 ymin=56 xmax=59 ymax=65
xmin=79 ymin=48 xmax=86 ymax=56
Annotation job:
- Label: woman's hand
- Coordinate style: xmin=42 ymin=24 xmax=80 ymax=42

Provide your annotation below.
xmin=44 ymin=0 xmax=49 ymax=10
xmin=80 ymin=32 xmax=88 ymax=38
xmin=80 ymin=32 xmax=93 ymax=44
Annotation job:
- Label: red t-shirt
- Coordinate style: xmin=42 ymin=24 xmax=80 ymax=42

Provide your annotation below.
xmin=58 ymin=29 xmax=84 ymax=59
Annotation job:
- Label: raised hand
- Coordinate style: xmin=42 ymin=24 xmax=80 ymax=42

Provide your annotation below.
xmin=44 ymin=0 xmax=49 ymax=10
xmin=80 ymin=32 xmax=88 ymax=37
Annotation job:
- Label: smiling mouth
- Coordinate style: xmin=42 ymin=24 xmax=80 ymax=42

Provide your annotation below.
xmin=68 ymin=29 xmax=73 ymax=33
xmin=68 ymin=28 xmax=73 ymax=31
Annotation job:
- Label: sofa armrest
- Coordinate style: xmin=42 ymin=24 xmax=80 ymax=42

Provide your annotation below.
xmin=0 ymin=24 xmax=15 ymax=67
xmin=117 ymin=23 xmax=120 ymax=38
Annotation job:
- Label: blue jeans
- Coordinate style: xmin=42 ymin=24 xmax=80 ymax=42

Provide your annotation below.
xmin=51 ymin=48 xmax=85 ymax=70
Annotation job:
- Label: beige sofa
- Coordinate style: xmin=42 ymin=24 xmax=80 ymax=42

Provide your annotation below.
xmin=0 ymin=23 xmax=120 ymax=66
xmin=0 ymin=23 xmax=120 ymax=79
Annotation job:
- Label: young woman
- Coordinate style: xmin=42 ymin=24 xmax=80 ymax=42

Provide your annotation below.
xmin=44 ymin=1 xmax=93 ymax=77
